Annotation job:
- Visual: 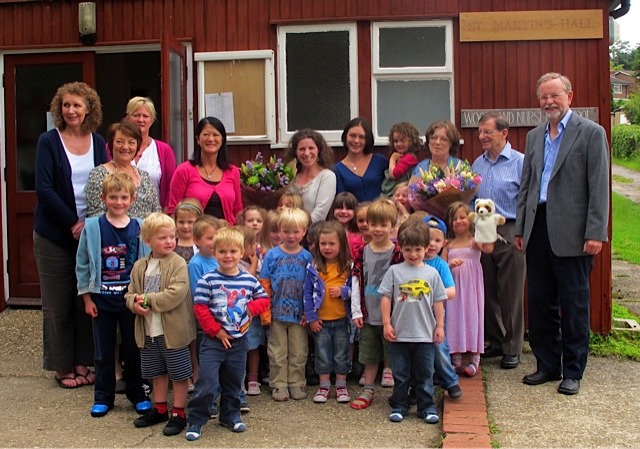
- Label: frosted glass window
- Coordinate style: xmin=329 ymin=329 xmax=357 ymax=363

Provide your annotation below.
xmin=379 ymin=27 xmax=446 ymax=68
xmin=376 ymin=79 xmax=451 ymax=136
xmin=285 ymin=31 xmax=351 ymax=131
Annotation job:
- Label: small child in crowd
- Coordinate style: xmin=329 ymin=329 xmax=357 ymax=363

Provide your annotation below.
xmin=305 ymin=221 xmax=353 ymax=403
xmin=236 ymin=224 xmax=266 ymax=397
xmin=379 ymin=222 xmax=447 ymax=424
xmin=381 ymin=122 xmax=422 ymax=197
xmin=173 ymin=198 xmax=203 ymax=263
xmin=126 ymin=212 xmax=196 ymax=436
xmin=238 ymin=205 xmax=266 ymax=256
xmin=443 ymin=202 xmax=494 ymax=377
xmin=185 ymin=227 xmax=270 ymax=440
xmin=350 ymin=199 xmax=403 ymax=409
xmin=419 ymin=215 xmax=461 ymax=399
xmin=329 ymin=192 xmax=359 ymax=256
xmin=392 ymin=182 xmax=412 ymax=225
xmin=350 ymin=201 xmax=372 ymax=258
xmin=76 ymin=173 xmax=151 ymax=418
xmin=260 ymin=210 xmax=282 ymax=254
xmin=259 ymin=208 xmax=313 ymax=402
xmin=277 ymin=192 xmax=304 ymax=212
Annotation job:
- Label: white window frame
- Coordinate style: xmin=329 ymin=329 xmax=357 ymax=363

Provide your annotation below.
xmin=195 ymin=50 xmax=276 ymax=144
xmin=371 ymin=20 xmax=454 ymax=145
xmin=277 ymin=23 xmax=358 ymax=145
xmin=613 ymin=83 xmax=623 ymax=94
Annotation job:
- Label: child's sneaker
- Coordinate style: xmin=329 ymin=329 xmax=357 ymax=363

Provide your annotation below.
xmin=247 ymin=380 xmax=261 ymax=395
xmin=464 ymin=363 xmax=478 ymax=377
xmin=389 ymin=410 xmax=404 ymax=422
xmin=220 ymin=420 xmax=247 ymax=433
xmin=185 ymin=424 xmax=202 ymax=441
xmin=272 ymin=387 xmax=289 ymax=402
xmin=313 ymin=387 xmax=330 ymax=403
xmin=133 ymin=408 xmax=168 ymax=427
xmin=424 ymin=413 xmax=440 ymax=424
xmin=335 ymin=386 xmax=351 ymax=403
xmin=448 ymin=384 xmax=462 ymax=399
xmin=359 ymin=372 xmax=365 ymax=386
xmin=381 ymin=368 xmax=394 ymax=387
xmin=90 ymin=403 xmax=112 ymax=418
xmin=240 ymin=400 xmax=250 ymax=413
xmin=289 ymin=386 xmax=307 ymax=400
xmin=162 ymin=414 xmax=186 ymax=436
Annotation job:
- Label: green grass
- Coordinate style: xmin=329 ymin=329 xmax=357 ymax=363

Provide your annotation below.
xmin=613 ymin=156 xmax=640 ymax=172
xmin=590 ymin=302 xmax=640 ymax=360
xmin=612 ymin=192 xmax=640 ymax=264
xmin=612 ymin=174 xmax=633 ymax=184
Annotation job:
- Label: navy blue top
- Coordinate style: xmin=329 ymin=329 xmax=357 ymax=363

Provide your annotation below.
xmin=334 ymin=153 xmax=387 ymax=202
xmin=34 ymin=129 xmax=108 ymax=248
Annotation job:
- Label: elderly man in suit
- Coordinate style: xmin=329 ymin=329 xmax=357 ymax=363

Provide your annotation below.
xmin=514 ymin=72 xmax=609 ymax=395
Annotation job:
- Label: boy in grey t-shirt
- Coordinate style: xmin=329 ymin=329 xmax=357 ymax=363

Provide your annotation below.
xmin=380 ymin=222 xmax=446 ymax=425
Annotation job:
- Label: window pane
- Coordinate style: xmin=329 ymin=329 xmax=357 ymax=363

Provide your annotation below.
xmin=286 ymin=31 xmax=351 ymax=131
xmin=379 ymin=27 xmax=446 ymax=67
xmin=376 ymin=79 xmax=451 ymax=136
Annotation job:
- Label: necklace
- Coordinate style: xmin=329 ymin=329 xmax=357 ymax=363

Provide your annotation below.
xmin=345 ymin=155 xmax=365 ymax=172
xmin=203 ymin=164 xmax=217 ymax=180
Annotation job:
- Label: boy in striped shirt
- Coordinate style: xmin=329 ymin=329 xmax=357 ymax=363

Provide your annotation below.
xmin=185 ymin=227 xmax=270 ymax=440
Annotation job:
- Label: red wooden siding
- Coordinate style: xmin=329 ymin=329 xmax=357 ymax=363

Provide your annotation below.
xmin=0 ymin=0 xmax=613 ymax=331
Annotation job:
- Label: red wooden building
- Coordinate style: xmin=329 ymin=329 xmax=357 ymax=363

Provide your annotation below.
xmin=0 ymin=0 xmax=625 ymax=333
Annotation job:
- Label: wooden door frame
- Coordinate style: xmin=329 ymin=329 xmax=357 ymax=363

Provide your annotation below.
xmin=3 ymin=53 xmax=95 ymax=305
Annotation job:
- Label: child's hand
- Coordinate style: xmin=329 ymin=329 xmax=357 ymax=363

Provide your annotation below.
xmin=383 ymin=323 xmax=396 ymax=342
xmin=309 ymin=320 xmax=323 ymax=333
xmin=352 ymin=317 xmax=363 ymax=329
xmin=389 ymin=152 xmax=402 ymax=163
xmin=449 ymin=258 xmax=464 ymax=268
xmin=216 ymin=328 xmax=234 ymax=349
xmin=133 ymin=294 xmax=151 ymax=316
xmin=84 ymin=299 xmax=98 ymax=318
xmin=299 ymin=314 xmax=307 ymax=327
xmin=328 ymin=286 xmax=342 ymax=298
xmin=434 ymin=326 xmax=444 ymax=345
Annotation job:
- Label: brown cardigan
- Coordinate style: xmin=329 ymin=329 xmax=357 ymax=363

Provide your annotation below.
xmin=126 ymin=251 xmax=196 ymax=349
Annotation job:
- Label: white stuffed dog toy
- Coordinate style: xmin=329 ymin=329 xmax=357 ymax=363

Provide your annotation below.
xmin=468 ymin=198 xmax=505 ymax=244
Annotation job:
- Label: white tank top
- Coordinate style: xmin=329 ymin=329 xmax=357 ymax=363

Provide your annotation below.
xmin=134 ymin=139 xmax=162 ymax=199
xmin=59 ymin=130 xmax=94 ymax=220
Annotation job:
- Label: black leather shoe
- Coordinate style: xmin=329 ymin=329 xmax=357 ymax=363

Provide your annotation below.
xmin=482 ymin=346 xmax=504 ymax=358
xmin=522 ymin=371 xmax=562 ymax=385
xmin=500 ymin=355 xmax=520 ymax=369
xmin=558 ymin=378 xmax=580 ymax=395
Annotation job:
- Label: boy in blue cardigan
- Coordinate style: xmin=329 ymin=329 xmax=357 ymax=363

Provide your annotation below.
xmin=76 ymin=173 xmax=150 ymax=418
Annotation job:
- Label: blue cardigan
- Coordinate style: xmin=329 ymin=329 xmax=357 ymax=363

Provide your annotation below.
xmin=34 ymin=129 xmax=108 ymax=248
xmin=76 ymin=216 xmax=150 ymax=295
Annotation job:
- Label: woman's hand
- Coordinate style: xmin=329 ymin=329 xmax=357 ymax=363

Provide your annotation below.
xmin=71 ymin=220 xmax=85 ymax=240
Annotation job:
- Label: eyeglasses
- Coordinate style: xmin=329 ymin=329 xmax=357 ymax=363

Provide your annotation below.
xmin=428 ymin=136 xmax=450 ymax=143
xmin=476 ymin=130 xmax=499 ymax=136
xmin=538 ymin=92 xmax=566 ymax=101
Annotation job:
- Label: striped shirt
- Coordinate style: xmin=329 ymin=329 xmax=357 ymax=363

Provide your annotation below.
xmin=194 ymin=269 xmax=268 ymax=338
xmin=472 ymin=142 xmax=524 ymax=220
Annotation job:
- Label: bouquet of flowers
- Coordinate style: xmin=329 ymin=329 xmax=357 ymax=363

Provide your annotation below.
xmin=240 ymin=152 xmax=295 ymax=210
xmin=408 ymin=159 xmax=482 ymax=220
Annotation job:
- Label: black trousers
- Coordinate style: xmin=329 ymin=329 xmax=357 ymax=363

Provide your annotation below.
xmin=526 ymin=204 xmax=593 ymax=380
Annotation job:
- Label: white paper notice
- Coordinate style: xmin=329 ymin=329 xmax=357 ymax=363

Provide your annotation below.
xmin=205 ymin=92 xmax=235 ymax=133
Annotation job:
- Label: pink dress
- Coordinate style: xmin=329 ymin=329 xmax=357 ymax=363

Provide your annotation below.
xmin=446 ymin=246 xmax=484 ymax=354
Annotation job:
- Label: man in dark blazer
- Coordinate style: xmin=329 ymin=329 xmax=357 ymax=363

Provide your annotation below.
xmin=514 ymin=72 xmax=609 ymax=395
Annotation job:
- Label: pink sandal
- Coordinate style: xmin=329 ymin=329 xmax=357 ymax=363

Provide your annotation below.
xmin=464 ymin=363 xmax=478 ymax=377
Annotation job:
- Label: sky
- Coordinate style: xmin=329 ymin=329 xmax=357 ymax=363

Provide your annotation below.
xmin=616 ymin=4 xmax=640 ymax=46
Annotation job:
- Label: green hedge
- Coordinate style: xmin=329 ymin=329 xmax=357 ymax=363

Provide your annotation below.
xmin=612 ymin=124 xmax=640 ymax=160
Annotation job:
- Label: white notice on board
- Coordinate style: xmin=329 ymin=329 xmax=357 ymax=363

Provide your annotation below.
xmin=205 ymin=92 xmax=236 ymax=133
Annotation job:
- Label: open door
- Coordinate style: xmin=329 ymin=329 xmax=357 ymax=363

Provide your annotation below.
xmin=161 ymin=30 xmax=188 ymax=163
xmin=4 ymin=53 xmax=95 ymax=305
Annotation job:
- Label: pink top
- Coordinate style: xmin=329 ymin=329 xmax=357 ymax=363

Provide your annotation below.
xmin=392 ymin=153 xmax=419 ymax=179
xmin=167 ymin=161 xmax=243 ymax=224
xmin=155 ymin=140 xmax=177 ymax=209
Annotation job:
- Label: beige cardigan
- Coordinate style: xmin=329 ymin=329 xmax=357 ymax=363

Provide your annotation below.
xmin=126 ymin=251 xmax=196 ymax=349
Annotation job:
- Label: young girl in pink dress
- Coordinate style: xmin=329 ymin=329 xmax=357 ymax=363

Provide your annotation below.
xmin=442 ymin=201 xmax=494 ymax=377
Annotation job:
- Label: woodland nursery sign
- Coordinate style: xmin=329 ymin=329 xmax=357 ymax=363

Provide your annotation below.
xmin=459 ymin=108 xmax=599 ymax=128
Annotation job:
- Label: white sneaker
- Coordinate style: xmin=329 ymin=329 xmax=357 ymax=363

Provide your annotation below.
xmin=381 ymin=368 xmax=394 ymax=387
xmin=247 ymin=380 xmax=261 ymax=396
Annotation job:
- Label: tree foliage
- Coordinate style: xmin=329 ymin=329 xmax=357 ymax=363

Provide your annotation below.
xmin=610 ymin=40 xmax=639 ymax=71
xmin=622 ymin=91 xmax=640 ymax=125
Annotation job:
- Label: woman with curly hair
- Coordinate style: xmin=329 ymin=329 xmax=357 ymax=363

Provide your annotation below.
xmin=284 ymin=128 xmax=336 ymax=223
xmin=34 ymin=81 xmax=109 ymax=389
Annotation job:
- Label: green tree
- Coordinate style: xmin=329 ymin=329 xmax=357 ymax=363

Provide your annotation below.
xmin=610 ymin=40 xmax=637 ymax=70
xmin=622 ymin=91 xmax=640 ymax=124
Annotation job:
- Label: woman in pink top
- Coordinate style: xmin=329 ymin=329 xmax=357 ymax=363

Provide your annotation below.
xmin=167 ymin=117 xmax=242 ymax=224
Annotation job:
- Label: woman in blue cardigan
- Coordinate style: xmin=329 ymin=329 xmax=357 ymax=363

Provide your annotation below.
xmin=34 ymin=81 xmax=109 ymax=389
